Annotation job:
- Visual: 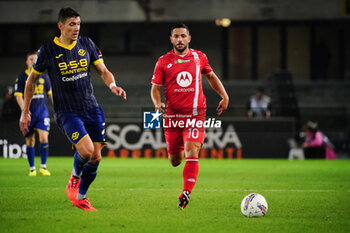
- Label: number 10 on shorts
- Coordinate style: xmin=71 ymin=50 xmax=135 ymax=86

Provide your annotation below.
xmin=188 ymin=128 xmax=199 ymax=139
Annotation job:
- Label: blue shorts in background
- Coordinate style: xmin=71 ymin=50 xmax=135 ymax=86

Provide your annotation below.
xmin=25 ymin=117 xmax=50 ymax=137
xmin=56 ymin=106 xmax=107 ymax=146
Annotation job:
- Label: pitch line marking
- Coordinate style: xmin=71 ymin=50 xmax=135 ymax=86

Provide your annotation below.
xmin=92 ymin=188 xmax=350 ymax=193
xmin=1 ymin=187 xmax=349 ymax=193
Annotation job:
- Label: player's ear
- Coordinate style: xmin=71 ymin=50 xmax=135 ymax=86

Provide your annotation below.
xmin=188 ymin=35 xmax=191 ymax=43
xmin=57 ymin=22 xmax=63 ymax=31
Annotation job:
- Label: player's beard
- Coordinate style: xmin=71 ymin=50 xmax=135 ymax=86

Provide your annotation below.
xmin=174 ymin=44 xmax=187 ymax=53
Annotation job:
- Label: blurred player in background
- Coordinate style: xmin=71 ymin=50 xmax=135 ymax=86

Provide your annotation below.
xmin=247 ymin=87 xmax=272 ymax=118
xmin=19 ymin=7 xmax=126 ymax=211
xmin=151 ymin=23 xmax=229 ymax=209
xmin=15 ymin=51 xmax=53 ymax=176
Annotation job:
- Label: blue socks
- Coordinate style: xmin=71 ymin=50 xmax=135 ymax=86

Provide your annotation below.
xmin=72 ymin=152 xmax=100 ymax=200
xmin=39 ymin=142 xmax=49 ymax=168
xmin=73 ymin=151 xmax=89 ymax=178
xmin=26 ymin=146 xmax=35 ymax=170
xmin=78 ymin=162 xmax=99 ymax=200
xmin=27 ymin=143 xmax=49 ymax=170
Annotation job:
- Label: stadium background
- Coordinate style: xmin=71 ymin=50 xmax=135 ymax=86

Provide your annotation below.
xmin=0 ymin=0 xmax=350 ymax=159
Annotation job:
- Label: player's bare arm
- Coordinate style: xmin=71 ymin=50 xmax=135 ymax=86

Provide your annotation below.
xmin=151 ymin=84 xmax=165 ymax=114
xmin=48 ymin=94 xmax=54 ymax=105
xmin=95 ymin=62 xmax=127 ymax=100
xmin=19 ymin=72 xmax=40 ymax=134
xmin=15 ymin=95 xmax=25 ymax=111
xmin=204 ymin=71 xmax=229 ymax=116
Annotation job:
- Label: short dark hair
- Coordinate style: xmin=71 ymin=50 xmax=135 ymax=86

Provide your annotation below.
xmin=58 ymin=7 xmax=80 ymax=23
xmin=26 ymin=51 xmax=37 ymax=59
xmin=170 ymin=23 xmax=190 ymax=35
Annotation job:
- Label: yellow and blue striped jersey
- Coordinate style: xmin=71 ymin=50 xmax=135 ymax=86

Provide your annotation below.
xmin=14 ymin=70 xmax=51 ymax=120
xmin=32 ymin=36 xmax=104 ymax=114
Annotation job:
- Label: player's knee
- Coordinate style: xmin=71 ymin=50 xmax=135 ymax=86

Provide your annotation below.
xmin=169 ymin=157 xmax=182 ymax=167
xmin=38 ymin=132 xmax=49 ymax=143
xmin=184 ymin=143 xmax=201 ymax=156
xmin=39 ymin=137 xmax=48 ymax=143
xmin=172 ymin=162 xmax=181 ymax=167
xmin=26 ymin=141 xmax=35 ymax=147
xmin=184 ymin=148 xmax=199 ymax=157
xmin=89 ymin=156 xmax=101 ymax=164
xmin=79 ymin=146 xmax=94 ymax=158
xmin=25 ymin=136 xmax=35 ymax=147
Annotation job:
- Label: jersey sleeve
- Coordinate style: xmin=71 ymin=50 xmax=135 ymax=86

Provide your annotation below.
xmin=14 ymin=75 xmax=25 ymax=97
xmin=151 ymin=58 xmax=164 ymax=86
xmin=201 ymin=52 xmax=212 ymax=74
xmin=87 ymin=38 xmax=104 ymax=66
xmin=32 ymin=46 xmax=48 ymax=75
xmin=43 ymin=75 xmax=52 ymax=95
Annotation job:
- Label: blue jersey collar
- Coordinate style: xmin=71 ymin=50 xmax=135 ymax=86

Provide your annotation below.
xmin=53 ymin=37 xmax=77 ymax=50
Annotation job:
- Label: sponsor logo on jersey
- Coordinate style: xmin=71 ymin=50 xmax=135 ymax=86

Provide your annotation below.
xmin=176 ymin=71 xmax=192 ymax=87
xmin=58 ymin=59 xmax=88 ymax=75
xmin=55 ymin=54 xmax=63 ymax=59
xmin=174 ymin=88 xmax=194 ymax=92
xmin=72 ymin=132 xmax=80 ymax=140
xmin=78 ymin=49 xmax=86 ymax=56
xmin=38 ymin=78 xmax=45 ymax=84
xmin=167 ymin=63 xmax=172 ymax=68
xmin=62 ymin=72 xmax=88 ymax=82
xmin=175 ymin=58 xmax=191 ymax=64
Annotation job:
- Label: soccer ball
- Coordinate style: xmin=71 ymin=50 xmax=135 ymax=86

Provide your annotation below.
xmin=240 ymin=193 xmax=268 ymax=217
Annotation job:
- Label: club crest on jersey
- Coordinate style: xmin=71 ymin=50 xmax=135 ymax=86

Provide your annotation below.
xmin=176 ymin=71 xmax=192 ymax=87
xmin=78 ymin=49 xmax=86 ymax=56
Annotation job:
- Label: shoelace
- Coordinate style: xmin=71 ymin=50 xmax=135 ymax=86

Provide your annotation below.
xmin=81 ymin=199 xmax=91 ymax=208
xmin=72 ymin=179 xmax=79 ymax=189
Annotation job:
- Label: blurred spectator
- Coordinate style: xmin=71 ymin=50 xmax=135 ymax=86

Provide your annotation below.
xmin=302 ymin=121 xmax=337 ymax=160
xmin=247 ymin=87 xmax=272 ymax=118
xmin=2 ymin=86 xmax=21 ymax=121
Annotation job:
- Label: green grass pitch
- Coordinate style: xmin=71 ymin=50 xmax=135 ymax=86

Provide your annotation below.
xmin=0 ymin=157 xmax=349 ymax=233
